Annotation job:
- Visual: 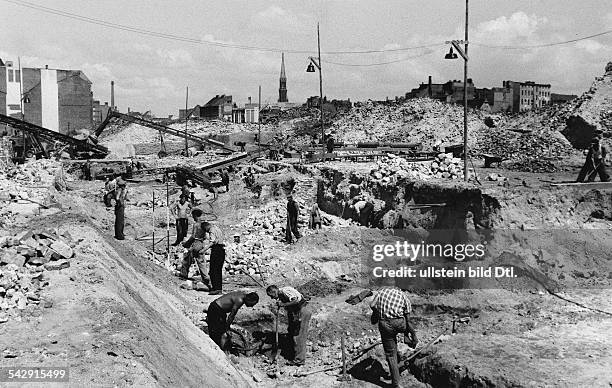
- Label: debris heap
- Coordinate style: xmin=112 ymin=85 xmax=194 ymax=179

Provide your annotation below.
xmin=0 ymin=229 xmax=75 ymax=323
xmin=370 ymin=153 xmax=464 ymax=183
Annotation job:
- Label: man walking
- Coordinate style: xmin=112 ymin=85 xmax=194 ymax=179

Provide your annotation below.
xmin=286 ymin=194 xmax=301 ymax=243
xmin=200 ymin=221 xmax=226 ymax=295
xmin=206 ymin=291 xmax=259 ymax=350
xmin=114 ymin=177 xmax=128 ymax=240
xmin=577 ymin=137 xmax=610 ymax=182
xmin=267 ymin=285 xmax=311 ymax=366
xmin=171 ymin=194 xmax=191 ymax=246
xmin=180 ymin=209 xmax=210 ymax=287
xmin=370 ymin=287 xmax=418 ymax=388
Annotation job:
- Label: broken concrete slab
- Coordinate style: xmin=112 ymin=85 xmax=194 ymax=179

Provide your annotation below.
xmin=44 ymin=260 xmax=70 ymax=271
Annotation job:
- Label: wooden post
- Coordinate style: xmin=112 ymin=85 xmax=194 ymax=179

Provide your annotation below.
xmin=152 ymin=190 xmax=155 ymax=253
xmin=166 ymin=173 xmax=170 ymax=263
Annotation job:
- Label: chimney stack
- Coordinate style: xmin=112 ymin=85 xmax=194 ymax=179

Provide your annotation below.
xmin=428 ymin=76 xmax=432 ymax=97
xmin=248 ymin=96 xmax=252 ymax=104
xmin=111 ymin=81 xmax=115 ymax=111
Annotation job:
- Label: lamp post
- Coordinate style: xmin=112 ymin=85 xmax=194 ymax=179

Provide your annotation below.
xmin=445 ymin=0 xmax=469 ymax=182
xmin=306 ymin=23 xmax=324 ymax=148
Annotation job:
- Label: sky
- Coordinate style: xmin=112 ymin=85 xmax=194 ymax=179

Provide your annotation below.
xmin=1 ymin=0 xmax=611 ymax=116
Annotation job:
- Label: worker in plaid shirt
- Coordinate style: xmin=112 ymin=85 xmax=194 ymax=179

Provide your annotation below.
xmin=370 ymin=287 xmax=418 ymax=388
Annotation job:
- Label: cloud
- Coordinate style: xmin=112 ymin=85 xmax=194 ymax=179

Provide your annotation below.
xmin=470 ymin=12 xmax=547 ymax=45
xmin=251 ymin=6 xmax=312 ymax=32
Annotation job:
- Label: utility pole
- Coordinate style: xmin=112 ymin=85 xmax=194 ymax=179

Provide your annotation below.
xmin=184 ymin=86 xmax=189 ymax=156
xmin=258 ymin=85 xmax=262 ymax=155
xmin=18 ymin=57 xmax=26 ymax=158
xmin=317 ymin=22 xmax=324 ymax=145
xmin=463 ymin=0 xmax=469 ymax=182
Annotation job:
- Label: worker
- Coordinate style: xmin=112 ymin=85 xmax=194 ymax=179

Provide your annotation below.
xmin=180 ymin=209 xmax=210 ymax=287
xmin=235 ymin=141 xmax=246 ymax=152
xmin=352 ymin=198 xmax=374 ymax=227
xmin=114 ymin=177 xmax=128 ymax=240
xmin=576 ymin=137 xmax=610 ymax=182
xmin=221 ymin=169 xmax=230 ymax=192
xmin=206 ymin=291 xmax=260 ymax=350
xmin=267 ymin=285 xmax=311 ymax=366
xmin=286 ymin=194 xmax=301 ymax=243
xmin=179 ymin=184 xmax=192 ymax=204
xmin=370 ymin=287 xmax=418 ymax=388
xmin=326 ymin=135 xmax=335 ymax=154
xmin=309 ymin=202 xmax=321 ymax=230
xmin=103 ymin=176 xmax=117 ymax=207
xmin=200 ymin=221 xmax=226 ymax=295
xmin=171 ymin=194 xmax=192 ymax=246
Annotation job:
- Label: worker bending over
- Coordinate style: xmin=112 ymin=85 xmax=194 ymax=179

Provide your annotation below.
xmin=577 ymin=137 xmax=610 ymax=182
xmin=206 ymin=291 xmax=259 ymax=350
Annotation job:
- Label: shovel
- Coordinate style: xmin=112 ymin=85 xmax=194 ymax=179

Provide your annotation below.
xmin=271 ymin=306 xmax=280 ymax=363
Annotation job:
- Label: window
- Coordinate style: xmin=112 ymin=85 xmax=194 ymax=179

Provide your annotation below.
xmin=14 ymin=70 xmax=20 ymax=82
xmin=7 ymin=70 xmax=13 ymax=82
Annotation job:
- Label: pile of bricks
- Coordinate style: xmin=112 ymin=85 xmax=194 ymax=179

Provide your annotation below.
xmin=0 ymin=229 xmax=76 ymax=323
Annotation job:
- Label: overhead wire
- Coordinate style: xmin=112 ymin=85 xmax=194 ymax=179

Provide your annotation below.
xmin=3 ymin=0 xmax=611 ymax=66
xmin=1 ymin=0 xmax=444 ymax=55
xmin=322 ymin=49 xmax=438 ymax=67
xmin=472 ymin=29 xmax=612 ymax=50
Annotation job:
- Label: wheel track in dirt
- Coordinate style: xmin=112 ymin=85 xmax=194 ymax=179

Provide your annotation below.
xmin=51 ymin=201 xmax=251 ymax=387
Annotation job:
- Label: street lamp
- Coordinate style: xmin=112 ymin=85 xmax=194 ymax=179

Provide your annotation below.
xmin=306 ymin=23 xmax=325 ymax=148
xmin=445 ymin=0 xmax=469 ymax=182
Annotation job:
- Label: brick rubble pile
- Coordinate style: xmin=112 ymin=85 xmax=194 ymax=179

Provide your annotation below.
xmin=370 ymin=153 xmax=464 ymax=183
xmin=0 ymin=229 xmax=76 ymax=323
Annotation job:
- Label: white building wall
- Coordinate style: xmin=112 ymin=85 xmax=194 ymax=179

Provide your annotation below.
xmin=5 ymin=63 xmax=22 ymax=117
xmin=40 ymin=68 xmax=59 ymax=132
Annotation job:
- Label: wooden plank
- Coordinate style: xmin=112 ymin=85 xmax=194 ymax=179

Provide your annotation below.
xmin=551 ymin=182 xmax=612 ymax=188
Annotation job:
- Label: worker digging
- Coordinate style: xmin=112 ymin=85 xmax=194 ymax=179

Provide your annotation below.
xmin=1 ymin=13 xmax=612 ymax=388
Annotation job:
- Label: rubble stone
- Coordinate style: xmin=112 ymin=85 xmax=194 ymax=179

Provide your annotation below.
xmin=44 ymin=260 xmax=71 ymax=271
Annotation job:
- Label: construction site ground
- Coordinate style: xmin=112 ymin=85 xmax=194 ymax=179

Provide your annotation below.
xmin=2 ymin=151 xmax=611 ymax=387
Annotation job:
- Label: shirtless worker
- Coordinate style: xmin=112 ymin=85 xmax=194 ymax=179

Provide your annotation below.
xmin=206 ymin=291 xmax=259 ymax=350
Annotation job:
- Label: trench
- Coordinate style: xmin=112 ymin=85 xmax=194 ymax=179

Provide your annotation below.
xmin=315 ymin=166 xmax=501 ymax=230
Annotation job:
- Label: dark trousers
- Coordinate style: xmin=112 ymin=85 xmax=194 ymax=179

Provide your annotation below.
xmin=180 ymin=240 xmax=209 ymax=283
xmin=209 ymin=245 xmax=225 ymax=291
xmin=175 ymin=218 xmax=188 ymax=243
xmin=378 ymin=318 xmax=406 ymax=388
xmin=114 ymin=204 xmax=125 ymax=240
xmin=577 ymin=160 xmax=610 ymax=182
xmin=360 ymin=202 xmax=374 ymax=227
xmin=286 ymin=216 xmax=301 ymax=243
xmin=206 ymin=302 xmax=227 ymax=348
xmin=287 ymin=304 xmax=312 ymax=364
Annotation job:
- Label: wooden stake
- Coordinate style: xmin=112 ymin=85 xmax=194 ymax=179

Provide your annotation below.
xmin=152 ymin=190 xmax=155 ymax=253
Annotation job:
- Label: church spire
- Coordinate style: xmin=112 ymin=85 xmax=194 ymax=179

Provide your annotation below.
xmin=278 ymin=53 xmax=288 ymax=102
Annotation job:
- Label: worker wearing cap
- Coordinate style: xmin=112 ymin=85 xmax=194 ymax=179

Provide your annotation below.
xmin=114 ymin=177 xmax=128 ymax=240
xmin=286 ymin=194 xmax=301 ymax=243
xmin=200 ymin=220 xmax=226 ymax=295
xmin=577 ymin=137 xmax=610 ymax=182
xmin=267 ymin=285 xmax=311 ymax=366
xmin=370 ymin=287 xmax=418 ymax=388
xmin=180 ymin=208 xmax=210 ymax=287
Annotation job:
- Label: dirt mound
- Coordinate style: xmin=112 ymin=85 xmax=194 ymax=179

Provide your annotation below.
xmin=563 ymin=62 xmax=612 ymax=148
